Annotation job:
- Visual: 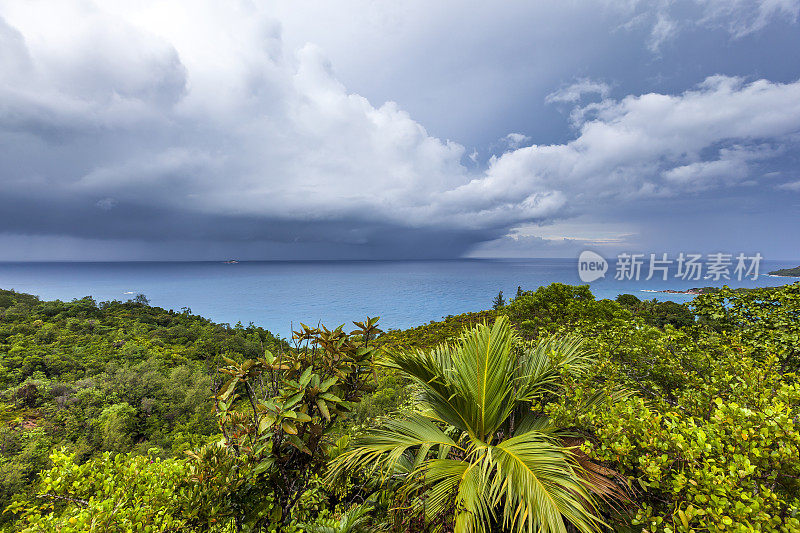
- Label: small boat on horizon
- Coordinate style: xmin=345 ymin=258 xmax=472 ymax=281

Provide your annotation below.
xmin=223 ymin=259 xmax=239 ymax=264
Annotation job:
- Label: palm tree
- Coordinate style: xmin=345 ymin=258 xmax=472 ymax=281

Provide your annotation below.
xmin=301 ymin=503 xmax=376 ymax=533
xmin=330 ymin=317 xmax=613 ymax=533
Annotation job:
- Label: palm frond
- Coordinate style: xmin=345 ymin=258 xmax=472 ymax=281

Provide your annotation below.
xmin=421 ymin=453 xmax=499 ymax=533
xmin=491 ymin=433 xmax=604 ymax=533
xmin=301 ymin=502 xmax=376 ymax=533
xmin=387 ymin=344 xmax=476 ymax=436
xmin=516 ymin=334 xmax=595 ymax=400
xmin=332 ymin=321 xmax=607 ymax=533
xmin=388 ymin=317 xmax=519 ymax=441
xmin=327 ymin=413 xmax=459 ymax=483
xmin=512 ymin=410 xmax=557 ymax=437
xmin=452 ymin=318 xmax=519 ymax=441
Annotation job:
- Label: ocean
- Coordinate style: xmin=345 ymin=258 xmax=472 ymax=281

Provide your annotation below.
xmin=0 ymin=259 xmax=797 ymax=338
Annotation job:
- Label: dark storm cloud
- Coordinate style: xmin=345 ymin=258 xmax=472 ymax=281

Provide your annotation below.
xmin=1 ymin=0 xmax=800 ymax=260
xmin=0 ymin=193 xmax=502 ymax=259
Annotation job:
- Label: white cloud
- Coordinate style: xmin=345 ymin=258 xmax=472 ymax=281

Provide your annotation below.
xmin=95 ymin=198 xmax=118 ymax=210
xmin=501 ymin=133 xmax=532 ymax=150
xmin=0 ymin=1 xmax=474 ymax=230
xmin=616 ymin=0 xmax=799 ymax=53
xmin=447 ymin=75 xmax=800 ymax=220
xmin=1 ymin=1 xmax=800 ymax=258
xmin=510 ymin=218 xmax=638 ymax=243
xmin=467 ymin=229 xmax=638 ymax=258
xmin=661 ymin=145 xmax=777 ymax=190
xmin=545 ymin=79 xmax=611 ymax=104
xmin=777 ymin=180 xmax=800 ymax=191
xmin=647 ymin=12 xmax=678 ymax=53
xmin=699 ymin=0 xmax=800 ymax=37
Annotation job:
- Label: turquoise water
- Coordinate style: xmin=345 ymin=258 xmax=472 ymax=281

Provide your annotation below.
xmin=0 ymin=259 xmax=797 ymax=338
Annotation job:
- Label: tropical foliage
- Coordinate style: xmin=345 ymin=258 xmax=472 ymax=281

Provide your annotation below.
xmin=0 ymin=289 xmax=285 ymax=527
xmin=8 ymin=450 xmax=193 ymax=532
xmin=768 ymin=265 xmax=800 ymax=277
xmin=331 ymin=318 xmax=621 ymax=533
xmin=206 ymin=318 xmax=383 ymax=530
xmin=2 ymin=282 xmax=799 ymax=532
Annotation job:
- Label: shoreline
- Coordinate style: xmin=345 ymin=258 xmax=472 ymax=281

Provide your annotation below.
xmin=641 ymin=288 xmax=708 ymax=295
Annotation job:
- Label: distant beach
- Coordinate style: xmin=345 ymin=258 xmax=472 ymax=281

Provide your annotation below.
xmin=641 ymin=287 xmax=713 ymax=295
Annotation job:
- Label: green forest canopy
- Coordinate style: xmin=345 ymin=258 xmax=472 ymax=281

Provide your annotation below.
xmin=0 ymin=282 xmax=798 ymax=532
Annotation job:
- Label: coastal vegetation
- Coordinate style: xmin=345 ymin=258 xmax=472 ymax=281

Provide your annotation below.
xmin=0 ymin=282 xmax=798 ymax=531
xmin=330 ymin=319 xmax=617 ymax=532
xmin=769 ymin=266 xmax=800 ymax=277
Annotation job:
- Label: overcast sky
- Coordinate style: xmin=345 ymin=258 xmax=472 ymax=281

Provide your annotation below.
xmin=1 ymin=0 xmax=799 ymax=260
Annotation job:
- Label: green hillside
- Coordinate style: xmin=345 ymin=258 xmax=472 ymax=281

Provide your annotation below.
xmin=1 ymin=283 xmax=798 ymax=532
xmin=769 ymin=265 xmax=800 ymax=277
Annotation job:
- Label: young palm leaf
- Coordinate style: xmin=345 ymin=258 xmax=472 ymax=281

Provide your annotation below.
xmin=330 ymin=317 xmax=610 ymax=533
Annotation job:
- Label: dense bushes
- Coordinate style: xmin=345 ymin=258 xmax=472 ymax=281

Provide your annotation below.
xmin=549 ymin=283 xmax=800 ymax=531
xmin=2 ymin=283 xmax=799 ymax=532
xmin=8 ymin=451 xmax=193 ymax=532
xmin=0 ymin=290 xmax=287 ymax=527
xmin=376 ymin=310 xmax=497 ymax=351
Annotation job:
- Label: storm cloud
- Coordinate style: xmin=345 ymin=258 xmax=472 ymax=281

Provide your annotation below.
xmin=1 ymin=0 xmax=799 ymax=259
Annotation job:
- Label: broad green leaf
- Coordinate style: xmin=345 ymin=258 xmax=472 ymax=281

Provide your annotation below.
xmin=284 ymin=392 xmax=304 ymax=409
xmin=316 ymin=399 xmax=330 ymax=421
xmin=319 ymin=377 xmax=337 ymax=392
xmin=319 ymin=392 xmax=342 ymax=403
xmin=299 ymin=367 xmax=313 ymax=387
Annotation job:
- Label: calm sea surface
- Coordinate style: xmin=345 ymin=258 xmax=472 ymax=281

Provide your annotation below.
xmin=0 ymin=259 xmax=797 ymax=338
